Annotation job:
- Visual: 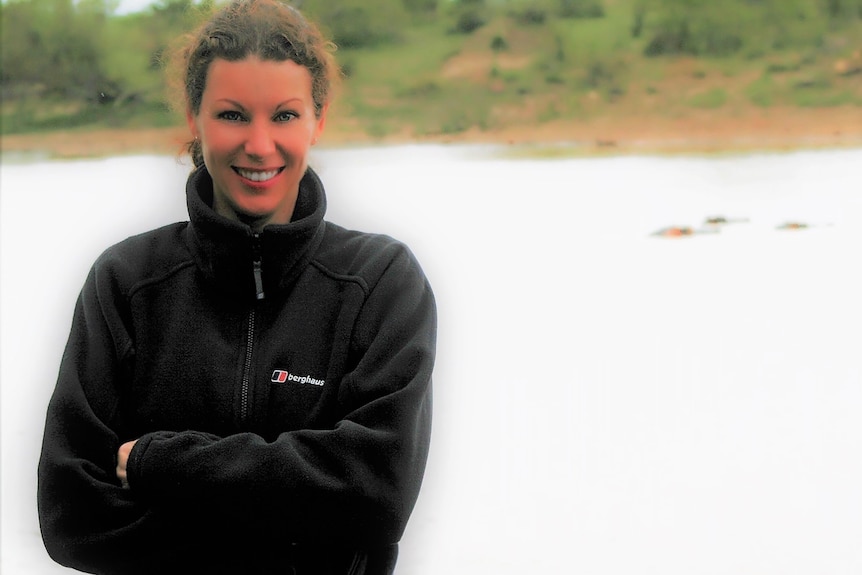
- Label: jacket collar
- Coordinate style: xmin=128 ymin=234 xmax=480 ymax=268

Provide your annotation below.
xmin=184 ymin=165 xmax=327 ymax=301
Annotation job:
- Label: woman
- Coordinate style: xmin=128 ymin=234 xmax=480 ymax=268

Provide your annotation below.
xmin=36 ymin=2 xmax=436 ymax=574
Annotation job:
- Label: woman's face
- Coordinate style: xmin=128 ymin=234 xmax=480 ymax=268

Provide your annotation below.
xmin=187 ymin=56 xmax=326 ymax=229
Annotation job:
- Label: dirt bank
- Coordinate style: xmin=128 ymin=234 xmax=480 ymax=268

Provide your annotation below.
xmin=2 ymin=106 xmax=861 ymax=160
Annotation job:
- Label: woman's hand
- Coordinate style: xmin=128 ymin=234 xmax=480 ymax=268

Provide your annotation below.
xmin=116 ymin=440 xmax=138 ymax=489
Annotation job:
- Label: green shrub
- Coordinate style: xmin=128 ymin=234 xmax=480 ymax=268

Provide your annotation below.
xmin=513 ymin=8 xmax=548 ymax=25
xmin=558 ymin=0 xmax=605 ymax=19
xmin=745 ymin=74 xmax=776 ymax=107
xmin=688 ymin=88 xmax=728 ymax=109
xmin=396 ymin=80 xmax=441 ymax=97
xmin=490 ymin=35 xmax=509 ymax=52
xmin=578 ymin=56 xmax=627 ymax=99
xmin=820 ymin=0 xmax=862 ymax=19
xmin=643 ymin=23 xmax=693 ymax=56
xmin=765 ymin=61 xmax=801 ymax=74
xmin=452 ymin=9 xmax=486 ymax=34
xmin=401 ymin=0 xmax=439 ymax=14
xmin=793 ymin=88 xmax=858 ymax=107
xmin=303 ymin=0 xmax=408 ymax=48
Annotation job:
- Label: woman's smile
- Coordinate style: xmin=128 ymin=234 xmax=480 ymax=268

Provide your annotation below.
xmin=234 ymin=166 xmax=285 ymax=184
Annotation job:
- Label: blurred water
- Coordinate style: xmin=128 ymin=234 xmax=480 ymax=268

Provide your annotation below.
xmin=2 ymin=146 xmax=861 ymax=574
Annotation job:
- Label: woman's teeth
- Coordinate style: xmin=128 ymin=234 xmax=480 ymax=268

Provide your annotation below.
xmin=237 ymin=168 xmax=280 ymax=182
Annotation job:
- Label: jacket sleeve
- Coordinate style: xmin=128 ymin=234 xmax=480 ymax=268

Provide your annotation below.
xmin=125 ymin=242 xmax=436 ymax=547
xmin=38 ymin=259 xmax=185 ymax=573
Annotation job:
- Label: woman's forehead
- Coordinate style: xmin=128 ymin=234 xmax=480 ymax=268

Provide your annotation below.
xmin=202 ymin=57 xmax=314 ymax=102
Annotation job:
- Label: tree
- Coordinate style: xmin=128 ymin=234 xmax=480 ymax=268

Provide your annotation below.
xmin=642 ymin=0 xmax=749 ymax=56
xmin=401 ymin=0 xmax=439 ymax=14
xmin=0 ymin=0 xmax=114 ymax=99
xmin=301 ymin=0 xmax=410 ymax=48
xmin=558 ymin=0 xmax=604 ymax=19
xmin=820 ymin=0 xmax=862 ymax=19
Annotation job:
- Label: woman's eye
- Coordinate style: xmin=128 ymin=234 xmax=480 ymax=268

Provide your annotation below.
xmin=275 ymin=111 xmax=297 ymax=122
xmin=218 ymin=111 xmax=244 ymax=122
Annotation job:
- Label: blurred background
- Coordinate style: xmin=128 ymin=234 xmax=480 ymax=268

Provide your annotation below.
xmin=2 ymin=2 xmax=862 ymax=575
xmin=1 ymin=0 xmax=861 ymax=154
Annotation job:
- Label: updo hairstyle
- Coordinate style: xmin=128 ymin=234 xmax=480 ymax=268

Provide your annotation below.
xmin=168 ymin=0 xmax=339 ymax=167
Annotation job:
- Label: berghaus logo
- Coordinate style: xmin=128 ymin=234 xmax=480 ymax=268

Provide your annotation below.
xmin=271 ymin=369 xmax=325 ymax=387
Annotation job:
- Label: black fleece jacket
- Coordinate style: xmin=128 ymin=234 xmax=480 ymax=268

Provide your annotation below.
xmin=37 ymin=166 xmax=436 ymax=575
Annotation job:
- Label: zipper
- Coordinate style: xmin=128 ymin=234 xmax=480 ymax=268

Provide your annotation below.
xmin=240 ymin=308 xmax=256 ymax=424
xmin=240 ymin=233 xmax=264 ymax=424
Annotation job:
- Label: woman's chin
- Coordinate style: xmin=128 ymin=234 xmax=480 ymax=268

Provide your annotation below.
xmin=235 ymin=209 xmax=276 ymax=229
xmin=226 ymin=200 xmax=284 ymax=228
xmin=214 ymin=190 xmax=296 ymax=229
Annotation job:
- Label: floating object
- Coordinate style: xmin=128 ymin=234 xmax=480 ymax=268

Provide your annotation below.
xmin=704 ymin=215 xmax=750 ymax=226
xmin=652 ymin=226 xmax=694 ymax=237
xmin=776 ymin=222 xmax=809 ymax=230
xmin=650 ymin=226 xmax=721 ymax=238
xmin=650 ymin=226 xmax=719 ymax=238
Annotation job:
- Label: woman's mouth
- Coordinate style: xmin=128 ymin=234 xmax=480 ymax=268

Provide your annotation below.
xmin=234 ymin=167 xmax=284 ymax=182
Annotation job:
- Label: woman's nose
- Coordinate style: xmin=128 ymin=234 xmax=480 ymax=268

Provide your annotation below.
xmin=244 ymin=121 xmax=276 ymax=158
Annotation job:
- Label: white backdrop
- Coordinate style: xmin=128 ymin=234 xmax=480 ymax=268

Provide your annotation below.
xmin=3 ymin=146 xmax=861 ymax=574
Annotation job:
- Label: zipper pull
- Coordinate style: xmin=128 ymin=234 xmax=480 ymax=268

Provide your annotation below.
xmin=252 ymin=233 xmax=265 ymax=300
xmin=253 ymin=259 xmax=265 ymax=300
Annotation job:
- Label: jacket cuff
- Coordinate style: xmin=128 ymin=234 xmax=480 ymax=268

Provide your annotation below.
xmin=126 ymin=432 xmax=160 ymax=491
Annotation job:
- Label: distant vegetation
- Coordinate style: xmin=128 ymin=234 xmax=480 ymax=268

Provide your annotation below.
xmin=2 ymin=0 xmax=861 ymax=138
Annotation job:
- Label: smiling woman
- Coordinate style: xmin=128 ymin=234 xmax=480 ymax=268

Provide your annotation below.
xmin=188 ymin=57 xmax=327 ymax=230
xmin=36 ymin=2 xmax=436 ymax=575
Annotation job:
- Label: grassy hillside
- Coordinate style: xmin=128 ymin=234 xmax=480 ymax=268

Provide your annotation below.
xmin=330 ymin=3 xmax=862 ymax=140
xmin=2 ymin=0 xmax=861 ymax=144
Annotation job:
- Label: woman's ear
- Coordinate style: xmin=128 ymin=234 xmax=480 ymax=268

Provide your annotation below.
xmin=312 ymin=103 xmax=329 ymax=145
xmin=186 ymin=109 xmax=199 ymax=140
